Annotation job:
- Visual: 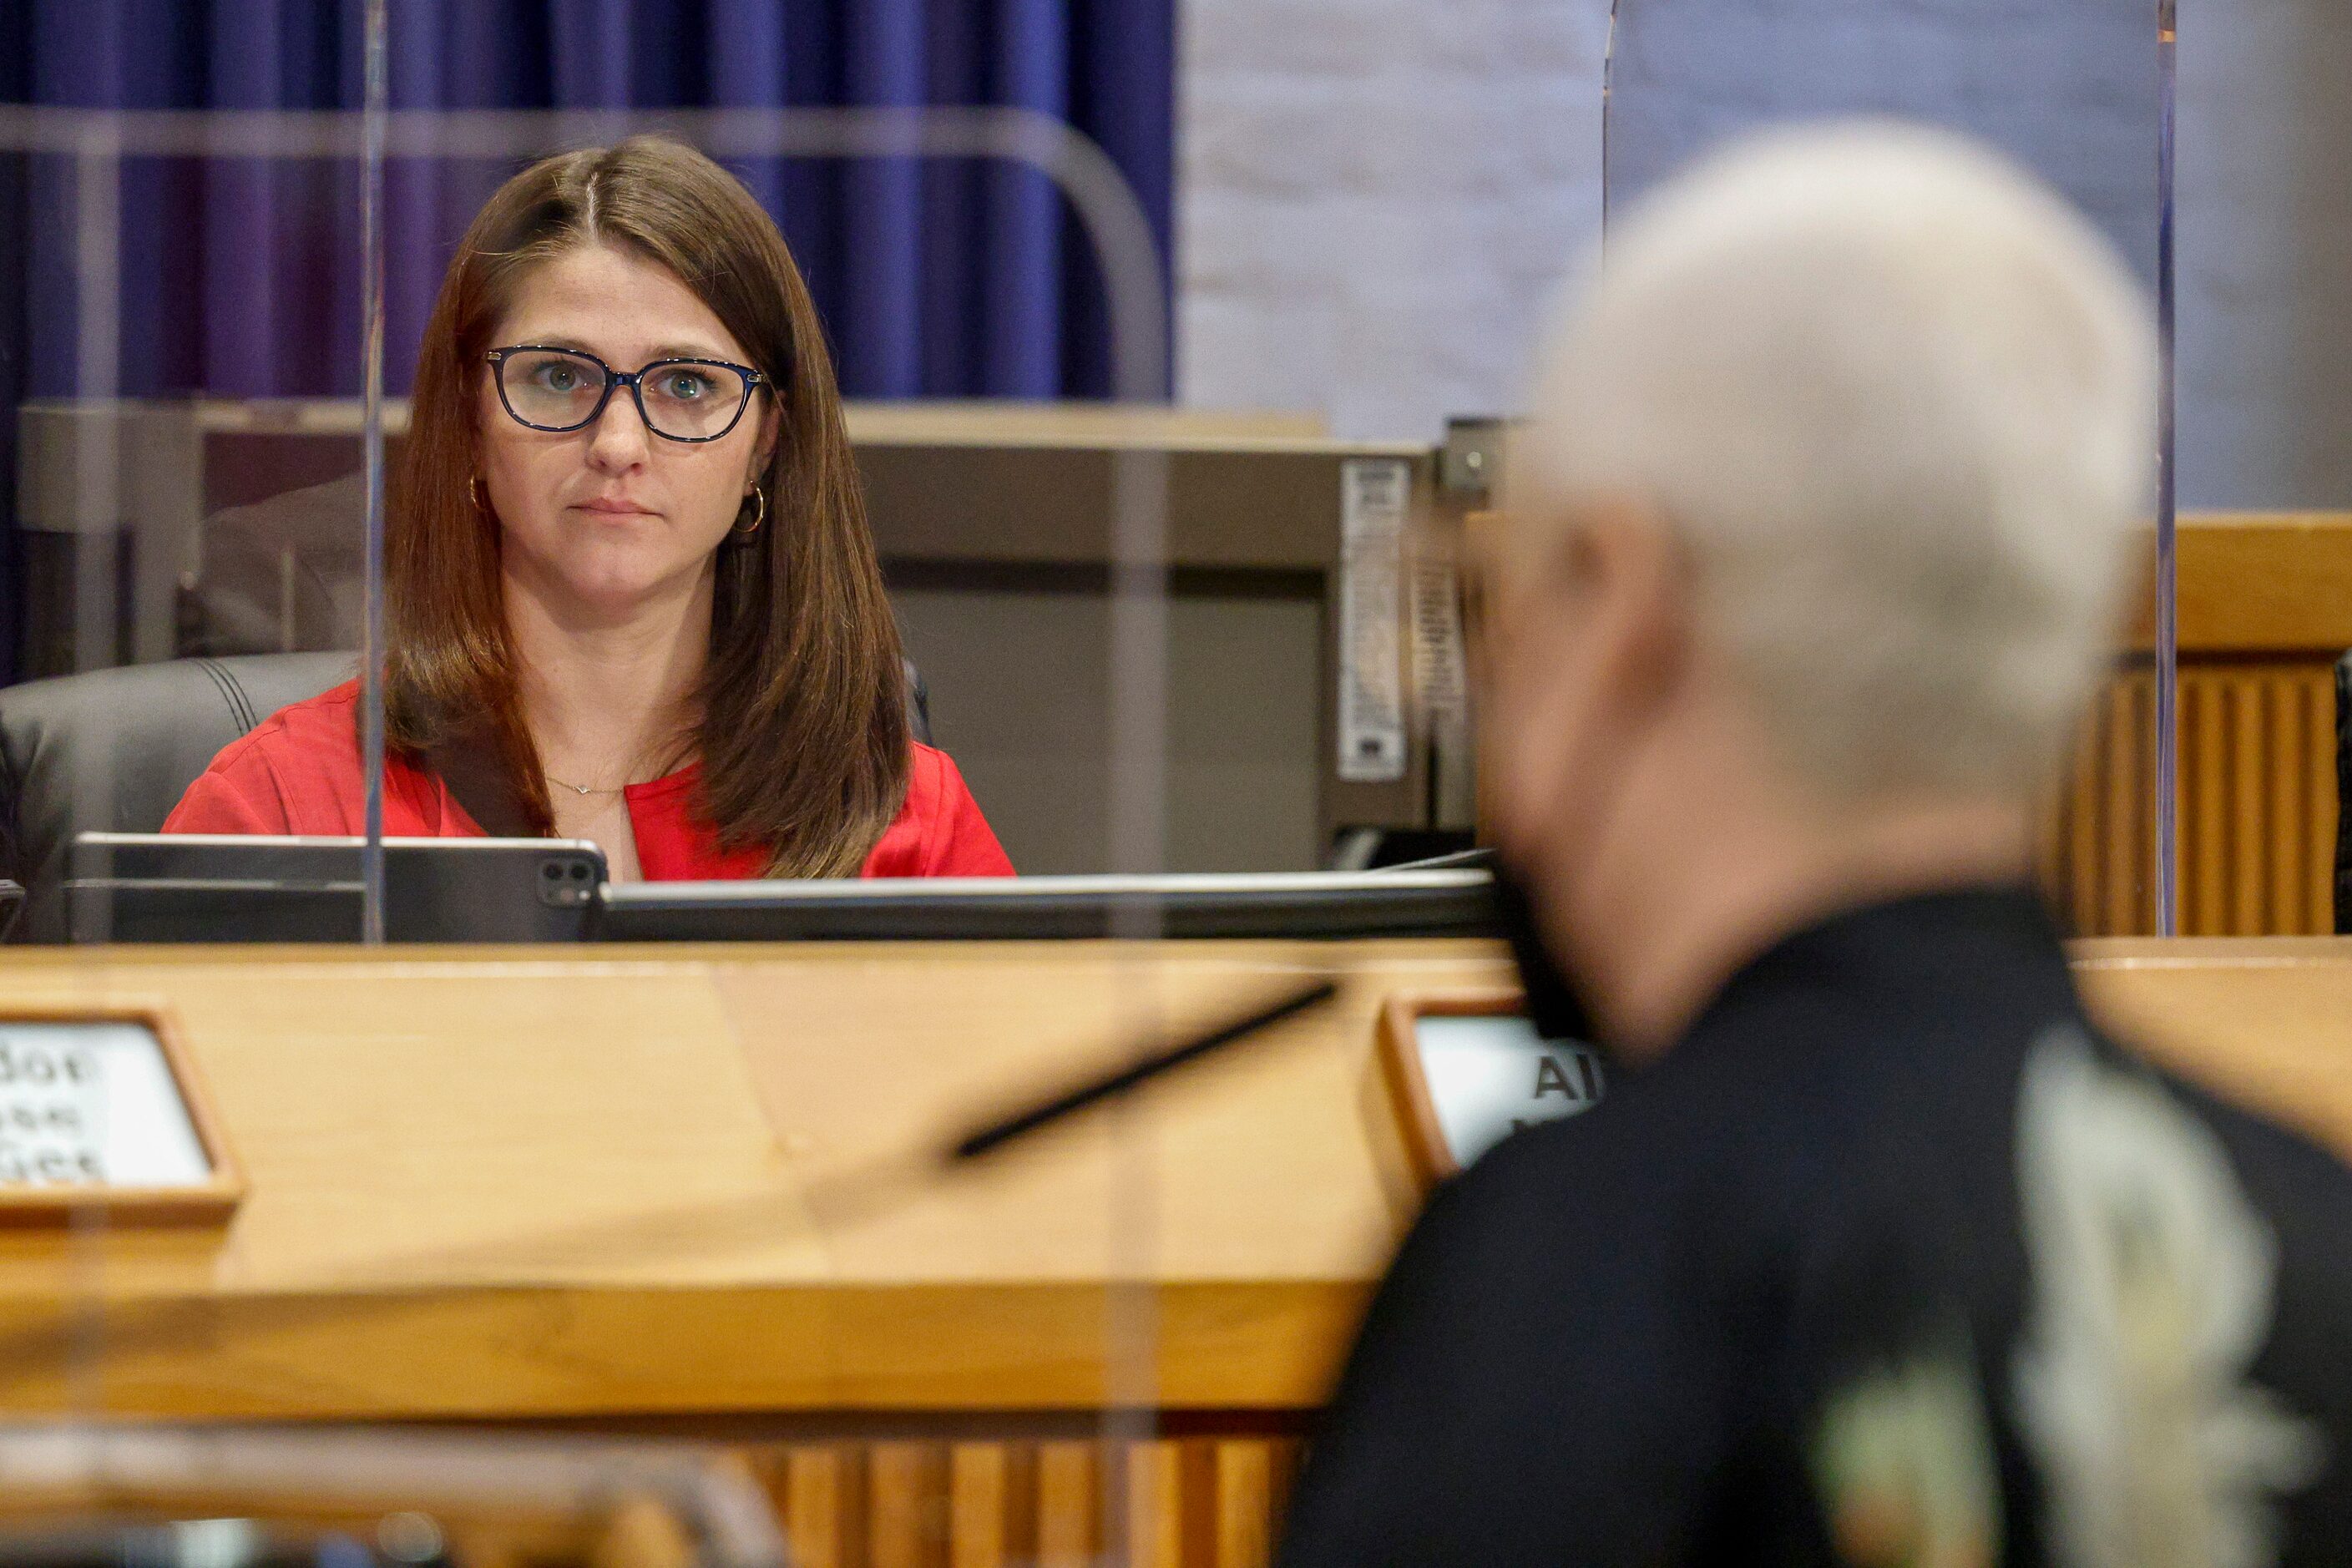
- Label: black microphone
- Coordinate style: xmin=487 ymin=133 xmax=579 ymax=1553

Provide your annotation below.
xmin=947 ymin=979 xmax=1340 ymax=1162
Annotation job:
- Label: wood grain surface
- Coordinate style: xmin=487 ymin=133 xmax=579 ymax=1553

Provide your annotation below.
xmin=0 ymin=941 xmax=1508 ymax=1418
xmin=0 ymin=937 xmax=2339 ymax=1419
xmin=0 ymin=937 xmax=2342 ymax=1567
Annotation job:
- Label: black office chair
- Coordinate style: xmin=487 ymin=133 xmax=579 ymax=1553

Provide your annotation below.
xmin=0 ymin=653 xmax=933 ymax=943
xmin=0 ymin=653 xmax=355 ymax=943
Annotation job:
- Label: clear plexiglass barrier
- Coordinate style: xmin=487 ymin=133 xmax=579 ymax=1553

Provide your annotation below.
xmin=0 ymin=58 xmax=1333 ymax=1564
xmin=0 ymin=7 xmax=2195 ymax=1565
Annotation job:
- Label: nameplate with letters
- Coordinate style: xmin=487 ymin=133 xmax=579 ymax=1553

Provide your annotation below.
xmin=0 ymin=1010 xmax=242 ymax=1224
xmin=1378 ymin=991 xmax=1606 ymax=1183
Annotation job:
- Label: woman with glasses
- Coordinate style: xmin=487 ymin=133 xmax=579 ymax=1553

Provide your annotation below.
xmin=164 ymin=137 xmax=1012 ymax=881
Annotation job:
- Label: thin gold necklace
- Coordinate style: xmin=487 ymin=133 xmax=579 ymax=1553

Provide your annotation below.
xmin=544 ymin=775 xmax=625 ymax=797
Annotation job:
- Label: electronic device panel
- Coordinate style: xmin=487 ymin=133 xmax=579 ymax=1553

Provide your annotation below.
xmin=68 ymin=834 xmax=606 ymax=944
xmin=589 ymin=868 xmax=1500 ymax=942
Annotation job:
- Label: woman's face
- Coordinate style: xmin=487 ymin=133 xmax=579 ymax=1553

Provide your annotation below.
xmin=476 ymin=241 xmax=775 ymax=621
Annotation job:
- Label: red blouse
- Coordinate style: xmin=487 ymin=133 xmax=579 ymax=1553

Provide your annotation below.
xmin=160 ymin=680 xmax=1015 ymax=879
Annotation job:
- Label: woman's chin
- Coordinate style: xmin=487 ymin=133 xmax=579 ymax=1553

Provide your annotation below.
xmin=522 ymin=547 xmax=715 ymax=621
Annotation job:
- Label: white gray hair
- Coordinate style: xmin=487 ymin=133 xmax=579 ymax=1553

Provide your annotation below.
xmin=1509 ymin=122 xmax=2156 ymax=799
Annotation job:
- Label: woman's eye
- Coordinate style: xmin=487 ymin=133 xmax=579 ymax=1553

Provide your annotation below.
xmin=534 ymin=363 xmax=582 ymax=392
xmin=664 ymin=372 xmax=711 ymax=400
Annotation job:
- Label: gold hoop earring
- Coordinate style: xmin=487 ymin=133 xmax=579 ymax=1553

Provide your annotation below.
xmin=468 ymin=475 xmax=487 ymax=514
xmin=732 ymin=486 xmax=766 ymax=539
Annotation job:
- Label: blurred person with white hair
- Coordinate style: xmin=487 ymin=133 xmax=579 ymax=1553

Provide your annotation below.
xmin=1277 ymin=124 xmax=2352 ymax=1568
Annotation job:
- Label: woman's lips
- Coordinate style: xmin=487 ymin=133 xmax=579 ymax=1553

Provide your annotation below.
xmin=574 ymin=498 xmax=659 ymax=517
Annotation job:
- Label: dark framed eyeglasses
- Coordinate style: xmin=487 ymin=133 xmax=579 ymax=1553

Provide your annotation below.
xmin=485 ymin=346 xmax=766 ymax=443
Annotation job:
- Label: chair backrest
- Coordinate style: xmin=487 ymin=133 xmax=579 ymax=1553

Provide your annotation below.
xmin=0 ymin=653 xmax=357 ymax=943
xmin=0 ymin=653 xmax=937 ymax=943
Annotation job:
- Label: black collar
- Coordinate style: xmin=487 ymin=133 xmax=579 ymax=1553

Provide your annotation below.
xmin=1677 ymin=882 xmax=2070 ymax=1050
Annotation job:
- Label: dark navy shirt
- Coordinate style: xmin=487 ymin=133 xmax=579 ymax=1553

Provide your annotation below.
xmin=1278 ymin=888 xmax=2352 ymax=1566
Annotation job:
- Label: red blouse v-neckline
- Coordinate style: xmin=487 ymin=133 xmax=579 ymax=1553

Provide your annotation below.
xmin=161 ymin=680 xmax=1016 ymax=880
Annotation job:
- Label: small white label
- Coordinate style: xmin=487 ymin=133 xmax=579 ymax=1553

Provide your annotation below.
xmin=1415 ymin=1014 xmax=1605 ymax=1170
xmin=1338 ymin=458 xmax=1411 ymax=782
xmin=0 ymin=1022 xmax=211 ymax=1188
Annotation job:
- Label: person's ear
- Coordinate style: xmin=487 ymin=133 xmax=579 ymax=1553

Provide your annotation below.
xmin=1494 ymin=496 xmax=1690 ymax=715
xmin=748 ymin=396 xmax=781 ymax=482
xmin=1575 ymin=497 xmax=1692 ymax=718
xmin=1483 ymin=495 xmax=1689 ymax=867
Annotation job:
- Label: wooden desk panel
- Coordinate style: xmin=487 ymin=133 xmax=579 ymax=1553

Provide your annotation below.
xmin=2074 ymin=938 xmax=2352 ymax=1156
xmin=0 ymin=938 xmax=2344 ymax=1568
xmin=0 ymin=942 xmax=1515 ymax=1418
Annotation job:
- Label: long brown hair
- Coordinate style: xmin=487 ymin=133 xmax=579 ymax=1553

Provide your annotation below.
xmin=389 ymin=136 xmax=909 ymax=878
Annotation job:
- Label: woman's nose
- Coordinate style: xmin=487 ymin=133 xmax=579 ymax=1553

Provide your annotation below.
xmin=585 ymin=385 xmax=654 ymax=469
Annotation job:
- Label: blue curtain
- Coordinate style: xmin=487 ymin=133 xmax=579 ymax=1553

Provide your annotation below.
xmin=0 ymin=0 xmax=1171 ymax=680
xmin=0 ymin=0 xmax=1174 ymax=402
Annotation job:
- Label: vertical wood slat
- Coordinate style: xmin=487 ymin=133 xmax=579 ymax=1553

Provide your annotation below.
xmin=1128 ymin=1441 xmax=1183 ymax=1568
xmin=867 ymin=1443 xmax=943 ymax=1568
xmin=1211 ymin=1438 xmax=1304 ymax=1568
xmin=948 ymin=1442 xmax=1031 ymax=1568
xmin=2264 ymin=677 xmax=2304 ymax=932
xmin=2120 ymin=671 xmax=2155 ymax=933
xmin=2312 ymin=671 xmax=2339 ymax=929
xmin=2193 ymin=675 xmax=2227 ymax=934
xmin=1036 ymin=1440 xmax=1100 ymax=1568
xmin=2044 ymin=666 xmax=2158 ymax=935
xmin=2054 ymin=677 xmax=2107 ymax=930
xmin=2107 ymin=672 xmax=2145 ymax=940
xmin=1212 ymin=1441 xmax=1275 ymax=1568
xmin=743 ymin=1436 xmax=1306 ymax=1568
xmin=766 ymin=1448 xmax=842 ymax=1568
xmin=2051 ymin=659 xmax=2342 ymax=937
xmin=1125 ymin=1440 xmax=1222 ymax=1568
xmin=2235 ymin=680 xmax=2267 ymax=933
xmin=774 ymin=1446 xmax=855 ymax=1568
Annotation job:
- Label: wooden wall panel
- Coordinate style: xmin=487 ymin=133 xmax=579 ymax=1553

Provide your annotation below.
xmin=1462 ymin=511 xmax=2352 ymax=936
xmin=2046 ymin=667 xmax=2155 ymax=936
xmin=2049 ymin=659 xmax=2339 ymax=937
xmin=746 ymin=1439 xmax=1301 ymax=1568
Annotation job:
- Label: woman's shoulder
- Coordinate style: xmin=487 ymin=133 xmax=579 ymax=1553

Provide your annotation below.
xmin=906 ymin=741 xmax=957 ymax=795
xmin=163 ymin=680 xmax=366 ymax=836
xmin=865 ymin=744 xmax=1014 ymax=878
xmin=904 ymin=742 xmax=982 ymax=821
xmin=206 ymin=680 xmax=365 ymax=777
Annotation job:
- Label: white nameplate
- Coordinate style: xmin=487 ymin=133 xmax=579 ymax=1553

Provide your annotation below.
xmin=1379 ymin=994 xmax=1606 ymax=1181
xmin=0 ymin=1014 xmax=240 ymax=1222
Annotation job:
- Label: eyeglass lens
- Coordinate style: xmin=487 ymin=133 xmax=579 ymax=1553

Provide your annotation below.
xmin=499 ymin=349 xmax=751 ymax=440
